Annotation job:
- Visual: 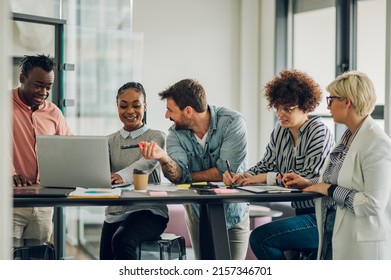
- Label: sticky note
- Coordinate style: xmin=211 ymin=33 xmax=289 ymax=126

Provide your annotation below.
xmin=149 ymin=191 xmax=168 ymax=197
xmin=177 ymin=184 xmax=191 ymax=189
xmin=213 ymin=188 xmax=238 ymax=194
xmin=191 ymin=182 xmax=208 ymax=185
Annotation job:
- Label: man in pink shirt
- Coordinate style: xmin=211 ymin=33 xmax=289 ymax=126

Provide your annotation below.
xmin=12 ymin=54 xmax=72 ymax=247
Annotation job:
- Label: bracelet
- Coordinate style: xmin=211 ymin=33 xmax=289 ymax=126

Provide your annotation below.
xmin=327 ymin=184 xmax=338 ymax=197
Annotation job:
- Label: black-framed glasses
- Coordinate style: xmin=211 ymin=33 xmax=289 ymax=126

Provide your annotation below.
xmin=326 ymin=96 xmax=344 ymax=107
xmin=273 ymin=105 xmax=298 ymax=115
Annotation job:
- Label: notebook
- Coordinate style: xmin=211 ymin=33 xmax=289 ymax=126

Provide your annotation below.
xmin=36 ymin=135 xmax=116 ymax=188
xmin=237 ymin=184 xmax=302 ymax=194
xmin=13 ymin=185 xmax=73 ymax=198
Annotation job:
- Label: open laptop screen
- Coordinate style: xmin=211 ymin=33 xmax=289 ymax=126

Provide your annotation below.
xmin=36 ymin=135 xmax=113 ymax=188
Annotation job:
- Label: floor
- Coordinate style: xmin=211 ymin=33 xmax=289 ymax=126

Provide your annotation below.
xmin=65 ymin=224 xmax=194 ymax=260
xmin=66 ymin=242 xmax=92 ymax=260
xmin=65 ymin=241 xmax=194 ymax=260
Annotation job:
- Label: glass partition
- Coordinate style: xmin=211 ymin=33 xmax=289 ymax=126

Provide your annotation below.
xmin=63 ymin=26 xmax=143 ymax=136
xmin=291 ymin=1 xmax=336 ymax=133
xmin=11 ymin=0 xmax=139 ymax=259
xmin=10 ymin=0 xmax=62 ymax=19
xmin=357 ymin=0 xmax=386 ymax=129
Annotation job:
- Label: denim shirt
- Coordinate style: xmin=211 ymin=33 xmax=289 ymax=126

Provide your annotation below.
xmin=166 ymin=105 xmax=249 ymax=229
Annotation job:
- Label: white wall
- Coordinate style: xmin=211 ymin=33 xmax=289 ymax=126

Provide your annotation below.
xmin=133 ymin=0 xmax=240 ymax=129
xmin=133 ymin=0 xmax=275 ymax=166
xmin=0 ymin=0 xmax=12 ymax=260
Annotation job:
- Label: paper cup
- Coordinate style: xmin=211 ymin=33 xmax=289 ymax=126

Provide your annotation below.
xmin=133 ymin=169 xmax=149 ymax=192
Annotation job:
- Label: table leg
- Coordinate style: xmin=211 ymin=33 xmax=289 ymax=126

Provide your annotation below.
xmin=53 ymin=206 xmax=66 ymax=259
xmin=199 ymin=203 xmax=231 ymax=260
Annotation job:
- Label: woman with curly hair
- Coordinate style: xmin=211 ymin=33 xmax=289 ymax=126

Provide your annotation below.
xmin=223 ymin=69 xmax=334 ymax=259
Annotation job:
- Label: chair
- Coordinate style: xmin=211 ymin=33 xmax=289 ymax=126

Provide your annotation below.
xmin=246 ymin=204 xmax=283 ymax=260
xmin=138 ymin=233 xmax=186 ymax=260
xmin=13 ymin=242 xmax=56 ymax=260
xmin=165 ymin=204 xmax=192 ymax=247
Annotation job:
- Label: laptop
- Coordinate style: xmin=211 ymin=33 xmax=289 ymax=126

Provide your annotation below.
xmin=36 ymin=135 xmax=115 ymax=188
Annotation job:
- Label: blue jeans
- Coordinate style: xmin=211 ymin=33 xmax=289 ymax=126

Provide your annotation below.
xmin=249 ymin=213 xmax=318 ymax=260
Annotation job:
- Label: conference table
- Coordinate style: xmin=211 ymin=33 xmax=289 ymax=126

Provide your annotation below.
xmin=13 ymin=184 xmax=321 ymax=260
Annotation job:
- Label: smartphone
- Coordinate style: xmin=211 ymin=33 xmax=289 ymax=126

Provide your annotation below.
xmin=196 ymin=189 xmax=216 ymax=195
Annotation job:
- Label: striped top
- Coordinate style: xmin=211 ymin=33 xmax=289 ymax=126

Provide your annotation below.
xmin=248 ymin=115 xmax=334 ymax=209
xmin=322 ymin=129 xmax=358 ymax=213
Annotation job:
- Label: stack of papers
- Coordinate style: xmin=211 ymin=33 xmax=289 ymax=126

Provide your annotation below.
xmin=68 ymin=187 xmax=122 ymax=198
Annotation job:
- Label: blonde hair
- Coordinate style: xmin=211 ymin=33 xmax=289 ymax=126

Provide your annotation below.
xmin=326 ymin=71 xmax=376 ymax=116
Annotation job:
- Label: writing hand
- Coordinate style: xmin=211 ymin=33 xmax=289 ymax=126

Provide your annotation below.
xmin=222 ymin=170 xmax=241 ymax=186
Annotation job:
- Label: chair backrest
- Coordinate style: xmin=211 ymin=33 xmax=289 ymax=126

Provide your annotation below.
xmin=165 ymin=204 xmax=192 ymax=247
xmin=13 ymin=242 xmax=56 ymax=260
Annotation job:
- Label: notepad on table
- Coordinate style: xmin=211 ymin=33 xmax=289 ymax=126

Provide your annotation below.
xmin=237 ymin=185 xmax=302 ymax=193
xmin=68 ymin=187 xmax=122 ymax=198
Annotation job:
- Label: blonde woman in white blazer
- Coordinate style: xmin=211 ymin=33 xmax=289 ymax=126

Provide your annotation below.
xmin=283 ymin=71 xmax=391 ymax=259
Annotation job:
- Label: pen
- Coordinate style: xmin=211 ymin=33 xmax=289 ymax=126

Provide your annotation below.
xmin=273 ymin=161 xmax=286 ymax=188
xmin=121 ymin=144 xmax=140 ymax=150
xmin=225 ymin=160 xmax=237 ymax=189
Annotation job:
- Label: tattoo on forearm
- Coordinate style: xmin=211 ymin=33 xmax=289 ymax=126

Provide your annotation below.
xmin=161 ymin=158 xmax=182 ymax=182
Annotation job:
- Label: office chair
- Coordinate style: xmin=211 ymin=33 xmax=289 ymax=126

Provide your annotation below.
xmin=13 ymin=242 xmax=56 ymax=260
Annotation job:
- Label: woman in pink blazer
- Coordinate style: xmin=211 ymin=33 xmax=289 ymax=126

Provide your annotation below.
xmin=284 ymin=71 xmax=391 ymax=259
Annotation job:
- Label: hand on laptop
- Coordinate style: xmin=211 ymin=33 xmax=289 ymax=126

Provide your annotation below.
xmin=111 ymin=173 xmax=123 ymax=185
xmin=12 ymin=174 xmax=32 ymax=187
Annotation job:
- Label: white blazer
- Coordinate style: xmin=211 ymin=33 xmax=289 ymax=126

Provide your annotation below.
xmin=315 ymin=116 xmax=391 ymax=259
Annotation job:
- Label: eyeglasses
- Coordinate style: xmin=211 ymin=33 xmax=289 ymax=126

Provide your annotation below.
xmin=326 ymin=96 xmax=344 ymax=107
xmin=273 ymin=105 xmax=298 ymax=114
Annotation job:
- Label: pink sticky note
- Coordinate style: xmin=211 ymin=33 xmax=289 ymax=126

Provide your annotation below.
xmin=149 ymin=191 xmax=168 ymax=197
xmin=213 ymin=188 xmax=238 ymax=194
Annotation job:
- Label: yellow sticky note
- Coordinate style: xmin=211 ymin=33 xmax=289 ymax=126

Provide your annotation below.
xmin=191 ymin=182 xmax=208 ymax=185
xmin=177 ymin=184 xmax=191 ymax=189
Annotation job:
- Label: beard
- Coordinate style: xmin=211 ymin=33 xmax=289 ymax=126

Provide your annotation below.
xmin=171 ymin=118 xmax=190 ymax=131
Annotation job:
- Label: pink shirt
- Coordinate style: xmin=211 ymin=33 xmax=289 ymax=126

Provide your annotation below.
xmin=12 ymin=88 xmax=72 ymax=183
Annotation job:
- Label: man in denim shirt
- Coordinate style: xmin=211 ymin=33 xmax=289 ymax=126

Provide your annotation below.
xmin=141 ymin=79 xmax=250 ymax=259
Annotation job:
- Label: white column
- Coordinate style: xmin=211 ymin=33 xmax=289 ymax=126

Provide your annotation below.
xmin=239 ymin=0 xmax=260 ymax=166
xmin=0 ymin=0 xmax=12 ymax=260
xmin=258 ymin=0 xmax=276 ymax=159
xmin=385 ymin=0 xmax=391 ymax=136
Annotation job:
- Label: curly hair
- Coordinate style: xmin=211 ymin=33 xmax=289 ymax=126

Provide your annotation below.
xmin=19 ymin=54 xmax=56 ymax=77
xmin=263 ymin=69 xmax=322 ymax=113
